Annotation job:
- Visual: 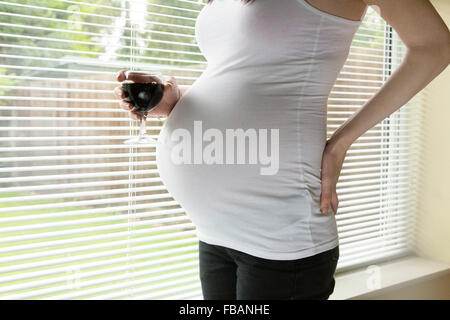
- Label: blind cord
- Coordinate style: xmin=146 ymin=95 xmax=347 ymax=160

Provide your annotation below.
xmin=126 ymin=19 xmax=138 ymax=300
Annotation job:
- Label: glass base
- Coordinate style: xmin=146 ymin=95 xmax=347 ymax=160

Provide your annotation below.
xmin=124 ymin=134 xmax=158 ymax=145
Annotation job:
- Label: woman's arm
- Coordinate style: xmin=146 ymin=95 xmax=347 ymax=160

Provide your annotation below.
xmin=320 ymin=0 xmax=450 ymax=214
xmin=329 ymin=0 xmax=450 ymax=152
xmin=114 ymin=71 xmax=184 ymax=120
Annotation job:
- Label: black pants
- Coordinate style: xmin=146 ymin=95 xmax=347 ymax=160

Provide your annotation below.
xmin=199 ymin=240 xmax=339 ymax=300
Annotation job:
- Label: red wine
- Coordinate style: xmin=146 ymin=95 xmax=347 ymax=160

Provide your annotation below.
xmin=121 ymin=82 xmax=164 ymax=115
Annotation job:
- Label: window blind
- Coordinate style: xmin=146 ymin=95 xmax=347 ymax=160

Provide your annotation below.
xmin=0 ymin=1 xmax=417 ymax=299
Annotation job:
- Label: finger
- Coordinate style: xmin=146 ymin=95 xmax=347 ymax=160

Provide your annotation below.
xmin=320 ymin=179 xmax=332 ymax=214
xmin=116 ymin=70 xmax=127 ymax=82
xmin=126 ymin=71 xmax=163 ymax=83
xmin=113 ymin=86 xmax=125 ymax=99
xmin=129 ymin=111 xmax=141 ymax=121
xmin=331 ymin=190 xmax=339 ymax=215
xmin=163 ymin=78 xmax=180 ymax=99
xmin=163 ymin=75 xmax=177 ymax=85
xmin=163 ymin=81 xmax=174 ymax=92
xmin=131 ymin=109 xmax=144 ymax=120
xmin=119 ymin=100 xmax=133 ymax=111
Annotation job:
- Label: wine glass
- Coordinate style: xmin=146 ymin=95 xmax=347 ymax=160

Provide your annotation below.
xmin=122 ymin=71 xmax=164 ymax=145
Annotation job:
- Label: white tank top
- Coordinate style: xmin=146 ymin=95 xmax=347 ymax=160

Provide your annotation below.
xmin=156 ymin=0 xmax=366 ymax=260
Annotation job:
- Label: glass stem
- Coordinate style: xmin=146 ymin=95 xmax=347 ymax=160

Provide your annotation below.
xmin=139 ymin=116 xmax=147 ymax=137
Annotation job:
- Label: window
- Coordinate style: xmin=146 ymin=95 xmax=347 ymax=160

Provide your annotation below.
xmin=0 ymin=1 xmax=416 ymax=299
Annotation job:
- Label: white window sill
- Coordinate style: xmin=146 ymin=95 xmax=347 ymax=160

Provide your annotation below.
xmin=330 ymin=255 xmax=450 ymax=300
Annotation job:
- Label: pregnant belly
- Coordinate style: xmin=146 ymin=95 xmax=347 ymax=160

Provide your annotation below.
xmin=155 ymin=75 xmax=329 ymax=242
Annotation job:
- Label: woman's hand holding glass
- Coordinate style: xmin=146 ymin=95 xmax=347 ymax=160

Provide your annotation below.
xmin=114 ymin=70 xmax=182 ymax=121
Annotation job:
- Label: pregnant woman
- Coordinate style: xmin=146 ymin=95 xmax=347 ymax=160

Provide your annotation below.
xmin=114 ymin=0 xmax=450 ymax=299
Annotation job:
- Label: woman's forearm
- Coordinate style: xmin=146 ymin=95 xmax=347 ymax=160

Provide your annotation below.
xmin=328 ymin=44 xmax=450 ymax=154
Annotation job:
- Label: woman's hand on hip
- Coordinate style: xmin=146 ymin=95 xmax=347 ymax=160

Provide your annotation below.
xmin=113 ymin=70 xmax=182 ymax=120
xmin=320 ymin=139 xmax=347 ymax=215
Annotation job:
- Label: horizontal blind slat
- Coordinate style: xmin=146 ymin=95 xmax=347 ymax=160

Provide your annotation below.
xmin=0 ymin=238 xmax=199 ymax=275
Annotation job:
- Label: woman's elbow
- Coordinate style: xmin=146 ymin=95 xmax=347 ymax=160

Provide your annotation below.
xmin=406 ymin=36 xmax=450 ymax=69
xmin=443 ymin=38 xmax=450 ymax=66
xmin=434 ymin=31 xmax=450 ymax=65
